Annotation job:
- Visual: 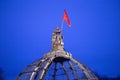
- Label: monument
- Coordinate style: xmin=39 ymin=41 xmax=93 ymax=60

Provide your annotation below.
xmin=16 ymin=27 xmax=98 ymax=80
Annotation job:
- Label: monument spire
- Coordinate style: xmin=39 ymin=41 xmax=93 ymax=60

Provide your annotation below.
xmin=52 ymin=27 xmax=64 ymax=51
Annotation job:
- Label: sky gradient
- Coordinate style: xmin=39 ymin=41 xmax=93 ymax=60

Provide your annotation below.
xmin=0 ymin=0 xmax=120 ymax=80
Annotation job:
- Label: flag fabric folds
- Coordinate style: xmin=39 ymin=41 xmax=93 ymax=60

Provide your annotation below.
xmin=63 ymin=9 xmax=71 ymax=27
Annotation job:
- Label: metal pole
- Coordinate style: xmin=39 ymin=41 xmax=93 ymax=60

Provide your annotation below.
xmin=61 ymin=20 xmax=64 ymax=32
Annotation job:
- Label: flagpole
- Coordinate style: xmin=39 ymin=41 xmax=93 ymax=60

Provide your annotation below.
xmin=61 ymin=20 xmax=64 ymax=32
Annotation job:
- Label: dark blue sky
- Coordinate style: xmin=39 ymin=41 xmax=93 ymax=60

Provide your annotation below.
xmin=0 ymin=0 xmax=120 ymax=80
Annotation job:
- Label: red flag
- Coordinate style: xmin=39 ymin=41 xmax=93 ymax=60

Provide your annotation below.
xmin=63 ymin=9 xmax=71 ymax=27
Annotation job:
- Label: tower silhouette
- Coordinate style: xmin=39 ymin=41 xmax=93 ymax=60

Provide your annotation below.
xmin=16 ymin=27 xmax=98 ymax=80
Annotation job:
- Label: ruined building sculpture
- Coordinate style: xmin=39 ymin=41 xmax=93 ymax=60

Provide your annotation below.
xmin=16 ymin=27 xmax=98 ymax=80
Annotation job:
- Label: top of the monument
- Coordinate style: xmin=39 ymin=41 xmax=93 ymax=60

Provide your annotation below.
xmin=51 ymin=27 xmax=64 ymax=51
xmin=16 ymin=27 xmax=98 ymax=80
